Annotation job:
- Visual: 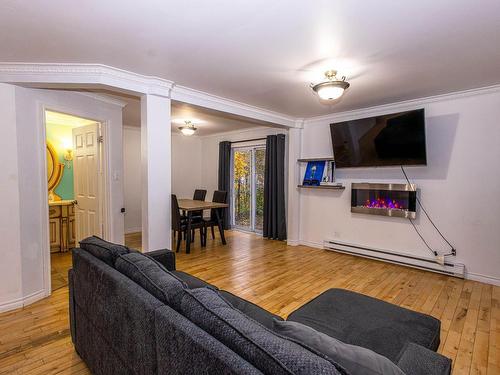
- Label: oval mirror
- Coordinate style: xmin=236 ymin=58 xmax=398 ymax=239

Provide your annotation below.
xmin=47 ymin=142 xmax=63 ymax=200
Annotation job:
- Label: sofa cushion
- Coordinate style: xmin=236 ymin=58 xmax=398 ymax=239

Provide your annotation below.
xmin=115 ymin=252 xmax=187 ymax=308
xmin=172 ymin=270 xmax=216 ymax=289
xmin=180 ymin=287 xmax=347 ymax=375
xmin=79 ymin=236 xmax=130 ymax=267
xmin=396 ymin=342 xmax=451 ymax=375
xmin=159 ymin=270 xmax=283 ymax=329
xmin=145 ymin=249 xmax=176 ymax=271
xmin=220 ymin=290 xmax=283 ymax=330
xmin=274 ymin=320 xmax=404 ymax=375
xmin=288 ymin=288 xmax=441 ymax=362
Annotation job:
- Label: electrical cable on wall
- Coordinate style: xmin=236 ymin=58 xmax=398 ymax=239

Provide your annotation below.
xmin=401 ymin=165 xmax=456 ymax=257
xmin=408 ymin=217 xmax=438 ymax=257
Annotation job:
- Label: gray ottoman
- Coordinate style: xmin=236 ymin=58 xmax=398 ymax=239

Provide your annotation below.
xmin=287 ymin=288 xmax=441 ymax=363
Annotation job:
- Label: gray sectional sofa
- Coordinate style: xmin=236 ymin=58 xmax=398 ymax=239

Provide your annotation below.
xmin=69 ymin=236 xmax=452 ymax=375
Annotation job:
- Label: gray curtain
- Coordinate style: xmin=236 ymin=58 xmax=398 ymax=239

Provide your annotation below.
xmin=263 ymin=134 xmax=287 ymax=240
xmin=218 ymin=141 xmax=231 ymax=229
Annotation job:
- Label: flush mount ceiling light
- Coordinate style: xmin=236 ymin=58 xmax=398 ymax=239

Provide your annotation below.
xmin=311 ymin=70 xmax=350 ymax=101
xmin=178 ymin=120 xmax=197 ymax=136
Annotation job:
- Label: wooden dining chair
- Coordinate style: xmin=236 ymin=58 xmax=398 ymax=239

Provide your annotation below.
xmin=189 ymin=189 xmax=207 ymax=241
xmin=172 ymin=194 xmax=205 ymax=252
xmin=191 ymin=189 xmax=207 ymax=219
xmin=203 ymin=190 xmax=227 ymax=240
xmin=193 ymin=189 xmax=207 ymax=201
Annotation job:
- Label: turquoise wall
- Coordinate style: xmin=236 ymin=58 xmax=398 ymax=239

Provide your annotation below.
xmin=46 ymin=124 xmax=74 ymax=200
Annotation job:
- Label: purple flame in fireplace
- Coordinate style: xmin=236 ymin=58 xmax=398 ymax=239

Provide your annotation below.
xmin=363 ymin=198 xmax=406 ymax=210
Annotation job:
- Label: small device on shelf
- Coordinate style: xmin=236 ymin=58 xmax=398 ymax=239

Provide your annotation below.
xmin=303 ymin=161 xmax=325 ymax=186
xmin=297 ymin=158 xmax=344 ymax=190
xmin=321 ymin=160 xmax=336 ymax=185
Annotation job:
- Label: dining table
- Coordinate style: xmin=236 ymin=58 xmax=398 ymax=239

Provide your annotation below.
xmin=177 ymin=199 xmax=228 ymax=254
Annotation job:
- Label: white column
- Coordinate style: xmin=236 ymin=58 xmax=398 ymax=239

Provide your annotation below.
xmin=141 ymin=94 xmax=171 ymax=252
xmin=287 ymin=125 xmax=302 ymax=245
xmin=0 ymin=83 xmax=23 ymax=311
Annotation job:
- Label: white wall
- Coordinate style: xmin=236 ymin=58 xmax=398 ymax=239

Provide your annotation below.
xmin=298 ymin=89 xmax=500 ymax=284
xmin=0 ymin=84 xmax=125 ymax=312
xmin=172 ymin=134 xmax=203 ymax=199
xmin=123 ymin=126 xmax=287 ymax=230
xmin=123 ymin=126 xmax=142 ymax=233
xmin=123 ymin=130 xmax=203 ymax=233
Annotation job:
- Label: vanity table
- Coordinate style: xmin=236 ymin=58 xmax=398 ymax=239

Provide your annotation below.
xmin=49 ymin=200 xmax=76 ymax=252
xmin=46 ymin=141 xmax=77 ymax=252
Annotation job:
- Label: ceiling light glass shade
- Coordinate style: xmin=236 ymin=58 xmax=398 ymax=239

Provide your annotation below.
xmin=178 ymin=120 xmax=197 ymax=136
xmin=179 ymin=126 xmax=196 ymax=136
xmin=312 ymin=80 xmax=350 ymax=100
xmin=311 ymin=70 xmax=350 ymax=101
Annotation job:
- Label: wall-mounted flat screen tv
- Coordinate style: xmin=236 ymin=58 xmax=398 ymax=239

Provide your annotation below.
xmin=330 ymin=109 xmax=427 ymax=168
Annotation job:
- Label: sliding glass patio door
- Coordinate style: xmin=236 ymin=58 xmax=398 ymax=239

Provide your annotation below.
xmin=232 ymin=146 xmax=265 ymax=233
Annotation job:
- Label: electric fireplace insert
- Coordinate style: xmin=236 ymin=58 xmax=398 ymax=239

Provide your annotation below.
xmin=351 ymin=183 xmax=417 ymax=219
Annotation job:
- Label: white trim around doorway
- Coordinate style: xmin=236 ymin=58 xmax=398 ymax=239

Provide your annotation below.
xmin=39 ymin=103 xmax=111 ymax=298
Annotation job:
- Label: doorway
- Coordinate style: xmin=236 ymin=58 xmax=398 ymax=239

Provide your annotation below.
xmin=231 ymin=145 xmax=265 ymax=233
xmin=45 ymin=110 xmax=105 ymax=291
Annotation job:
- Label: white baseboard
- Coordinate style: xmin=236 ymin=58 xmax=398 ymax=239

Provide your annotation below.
xmin=324 ymin=239 xmax=465 ymax=278
xmin=298 ymin=240 xmax=324 ymax=249
xmin=287 ymin=239 xmax=299 ymax=246
xmin=125 ymin=227 xmax=142 ymax=234
xmin=466 ymin=272 xmax=500 ymax=286
xmin=296 ymin=238 xmax=500 ymax=286
xmin=0 ymin=289 xmax=48 ymax=313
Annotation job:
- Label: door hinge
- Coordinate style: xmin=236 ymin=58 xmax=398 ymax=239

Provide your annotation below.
xmin=97 ymin=135 xmax=104 ymax=143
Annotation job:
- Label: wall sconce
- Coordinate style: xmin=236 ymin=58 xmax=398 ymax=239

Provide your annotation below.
xmin=62 ymin=139 xmax=73 ymax=169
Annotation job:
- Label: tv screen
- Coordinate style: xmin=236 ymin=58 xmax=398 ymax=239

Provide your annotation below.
xmin=330 ymin=109 xmax=427 ymax=168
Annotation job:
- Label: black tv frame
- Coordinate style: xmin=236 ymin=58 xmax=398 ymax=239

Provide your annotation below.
xmin=330 ymin=108 xmax=427 ymax=169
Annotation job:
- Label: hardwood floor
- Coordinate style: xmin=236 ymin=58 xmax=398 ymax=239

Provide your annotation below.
xmin=50 ymin=252 xmax=73 ymax=292
xmin=0 ymin=230 xmax=498 ymax=374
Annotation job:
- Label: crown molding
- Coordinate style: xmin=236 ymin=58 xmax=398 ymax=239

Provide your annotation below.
xmin=171 ymin=84 xmax=296 ymax=128
xmin=0 ymin=62 xmax=174 ymax=97
xmin=0 ymin=62 xmax=297 ymax=128
xmin=77 ymin=91 xmax=128 ymax=108
xmin=2 ymin=62 xmax=499 ymax=128
xmin=304 ymin=84 xmax=500 ymax=125
xmin=197 ymin=125 xmax=288 ymax=140
xmin=294 ymin=119 xmax=305 ymax=129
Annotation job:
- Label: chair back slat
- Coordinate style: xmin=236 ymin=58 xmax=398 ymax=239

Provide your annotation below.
xmin=212 ymin=190 xmax=227 ymax=204
xmin=171 ymin=194 xmax=182 ymax=230
xmin=193 ymin=189 xmax=207 ymax=201
xmin=211 ymin=190 xmax=227 ymax=221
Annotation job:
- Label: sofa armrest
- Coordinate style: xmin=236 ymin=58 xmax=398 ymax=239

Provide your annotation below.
xmin=68 ymin=269 xmax=76 ymax=344
xmin=146 ymin=249 xmax=176 ymax=271
xmin=397 ymin=343 xmax=451 ymax=375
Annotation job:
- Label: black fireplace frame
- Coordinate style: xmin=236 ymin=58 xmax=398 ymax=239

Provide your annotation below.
xmin=351 ymin=183 xmax=417 ymax=219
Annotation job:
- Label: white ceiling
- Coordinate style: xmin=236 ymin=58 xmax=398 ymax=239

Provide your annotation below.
xmin=121 ymin=96 xmax=276 ymax=136
xmin=45 ymin=110 xmax=98 ymax=128
xmin=1 ymin=1 xmax=500 ymax=117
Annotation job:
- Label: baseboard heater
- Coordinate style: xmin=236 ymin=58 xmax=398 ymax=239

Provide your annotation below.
xmin=323 ymin=239 xmax=465 ymax=278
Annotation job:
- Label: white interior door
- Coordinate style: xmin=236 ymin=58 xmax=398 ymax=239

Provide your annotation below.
xmin=73 ymin=123 xmax=102 ymax=243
